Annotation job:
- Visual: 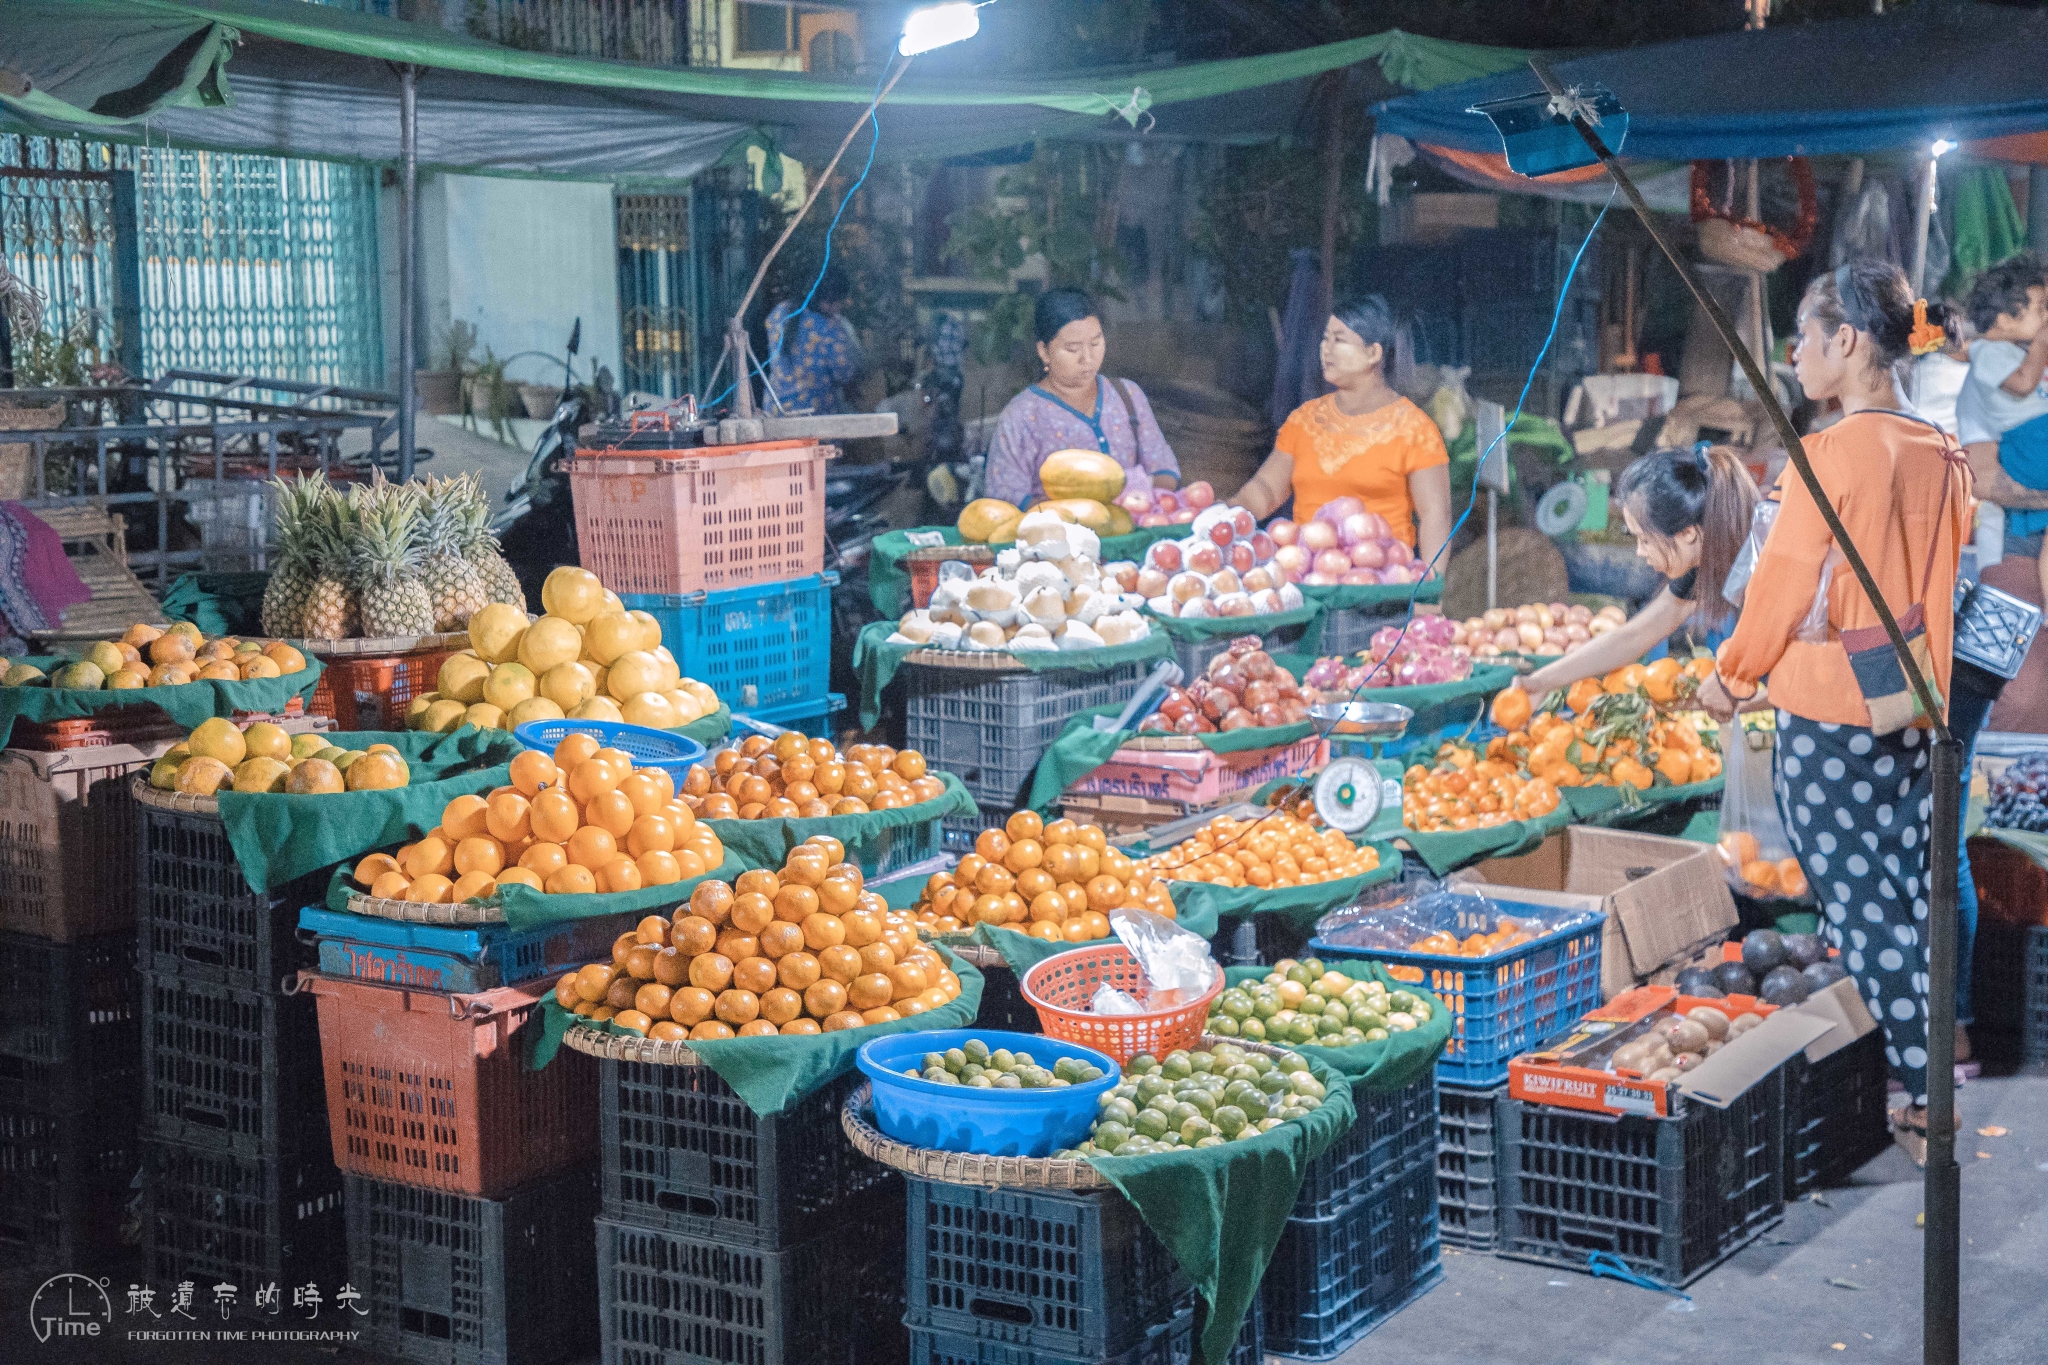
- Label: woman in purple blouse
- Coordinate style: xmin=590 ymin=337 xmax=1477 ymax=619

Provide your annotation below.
xmin=983 ymin=289 xmax=1181 ymax=506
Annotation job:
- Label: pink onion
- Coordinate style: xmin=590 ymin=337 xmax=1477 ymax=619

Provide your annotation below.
xmin=1349 ymin=540 xmax=1387 ymax=570
xmin=1272 ymin=544 xmax=1310 ymax=576
xmin=1314 ymin=495 xmax=1366 ymax=525
xmin=1303 ymin=571 xmax=1338 ymax=587
xmin=1269 ymin=519 xmax=1298 ymax=547
xmin=1336 ymin=512 xmax=1372 ymax=547
xmin=1313 ymin=549 xmax=1352 ymax=578
xmin=1303 ymin=658 xmax=1344 ymax=689
xmin=1118 ymin=489 xmax=1155 ymax=514
xmin=1379 ymin=564 xmax=1413 ymax=585
xmin=1138 ymin=513 xmax=1171 ymax=528
xmin=1170 ymin=509 xmax=1196 ymax=524
xmin=1341 ymin=569 xmax=1381 ymax=586
xmin=1492 ymin=626 xmax=1521 ymax=650
xmin=1299 ymin=520 xmax=1338 ymax=552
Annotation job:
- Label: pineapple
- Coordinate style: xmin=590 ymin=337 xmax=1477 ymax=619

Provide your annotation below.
xmin=260 ymin=475 xmax=324 ymax=637
xmin=418 ymin=475 xmax=489 ymax=631
xmin=457 ymin=474 xmax=527 ymax=610
xmin=349 ymin=479 xmax=436 ymax=638
xmin=301 ymin=484 xmax=360 ymax=640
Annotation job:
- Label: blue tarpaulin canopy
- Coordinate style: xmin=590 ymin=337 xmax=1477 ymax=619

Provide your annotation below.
xmin=1372 ymin=2 xmax=2048 ymax=162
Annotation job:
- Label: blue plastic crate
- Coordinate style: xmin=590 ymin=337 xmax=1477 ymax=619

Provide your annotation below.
xmin=1436 ymin=1081 xmax=1506 ymax=1250
xmin=297 ymin=907 xmax=638 ymax=994
xmin=1294 ymin=1071 xmax=1437 ymax=1219
xmin=908 ymin=1310 xmax=1192 ymax=1365
xmin=624 ymin=572 xmax=836 ymax=713
xmin=513 ymin=720 xmax=705 ymax=781
xmin=1311 ymin=896 xmax=1605 ymax=1087
xmin=1261 ymin=1162 xmax=1441 ymax=1359
xmin=733 ymin=691 xmax=846 ymax=740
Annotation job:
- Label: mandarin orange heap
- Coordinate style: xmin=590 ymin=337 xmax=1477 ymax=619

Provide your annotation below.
xmin=349 ymin=731 xmax=725 ymax=904
xmin=911 ymin=810 xmax=1175 ymax=943
xmin=1407 ymin=918 xmax=1533 ymax=958
xmin=553 ymin=834 xmax=961 ymax=1041
xmin=1402 ymin=742 xmax=1560 ymax=834
xmin=1139 ymin=811 xmax=1380 ymax=889
xmin=680 ymin=732 xmax=942 ymax=820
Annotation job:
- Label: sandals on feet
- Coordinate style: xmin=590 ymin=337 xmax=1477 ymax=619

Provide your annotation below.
xmin=1889 ymin=1108 xmax=1962 ymax=1169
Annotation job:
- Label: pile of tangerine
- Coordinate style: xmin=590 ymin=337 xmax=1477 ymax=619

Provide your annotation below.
xmin=1138 ymin=811 xmax=1379 ymax=889
xmin=350 ymin=732 xmax=726 ymax=902
xmin=1407 ymin=919 xmax=1534 ymax=957
xmin=910 ymin=810 xmax=1176 ymax=943
xmin=681 ymin=733 xmax=943 ymax=820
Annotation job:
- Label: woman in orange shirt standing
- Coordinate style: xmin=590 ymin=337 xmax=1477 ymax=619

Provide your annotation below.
xmin=1234 ymin=297 xmax=1453 ymax=571
xmin=1697 ymin=262 xmax=1972 ymax=1163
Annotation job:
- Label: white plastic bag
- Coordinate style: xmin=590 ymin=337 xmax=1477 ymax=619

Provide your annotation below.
xmin=1715 ymin=720 xmax=1809 ymax=901
xmin=1109 ymin=906 xmax=1218 ymax=1008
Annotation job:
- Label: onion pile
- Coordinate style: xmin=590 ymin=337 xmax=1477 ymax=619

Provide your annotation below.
xmin=1452 ymin=602 xmax=1624 ymax=659
xmin=1139 ymin=636 xmax=1312 ymax=734
xmin=1266 ymin=497 xmax=1427 ymax=587
xmin=1299 ymin=615 xmax=1474 ymax=696
xmin=1132 ymin=505 xmax=1307 ymax=619
xmin=1117 ymin=480 xmax=1216 ymax=528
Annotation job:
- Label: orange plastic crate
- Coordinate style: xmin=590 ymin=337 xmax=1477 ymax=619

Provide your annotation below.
xmin=300 ymin=973 xmax=596 ymax=1197
xmin=1022 ymin=944 xmax=1224 ymax=1064
xmin=308 ymin=650 xmax=450 ymax=731
xmin=569 ymin=440 xmax=829 ymax=595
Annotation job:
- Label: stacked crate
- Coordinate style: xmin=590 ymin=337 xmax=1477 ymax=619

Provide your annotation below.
xmin=0 ymin=739 xmax=157 ymax=1273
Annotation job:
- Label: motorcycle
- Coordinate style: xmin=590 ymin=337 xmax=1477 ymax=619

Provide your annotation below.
xmin=494 ymin=323 xmax=618 ymax=605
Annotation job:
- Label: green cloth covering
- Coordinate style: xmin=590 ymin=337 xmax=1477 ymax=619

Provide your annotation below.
xmin=1560 ymin=776 xmax=1725 ymax=826
xmin=865 ymin=525 xmax=1180 ymax=617
xmin=1221 ymin=960 xmax=1451 ymax=1092
xmin=1447 ymin=413 xmax=1572 ymax=500
xmin=672 ymin=703 xmax=731 ymax=746
xmin=0 ymin=654 xmax=325 ymax=748
xmin=1978 ymin=826 xmax=2048 ymax=873
xmin=1142 ymin=599 xmax=1325 ymax=657
xmin=1298 ymin=578 xmax=1443 ymax=611
xmin=1085 ymin=1050 xmax=1355 ymax=1365
xmin=529 ymin=945 xmax=985 ymax=1116
xmin=853 ymin=618 xmax=1170 ymax=731
xmin=1399 ymin=806 xmax=1575 ymax=878
xmin=217 ymin=727 xmax=521 ymax=893
xmin=1156 ymin=843 xmax=1402 ymax=930
xmin=1025 ymin=701 xmax=1318 ymax=812
xmin=1942 ymin=166 xmax=2028 ymax=301
xmin=1677 ymin=807 xmax=1721 ymax=845
xmin=325 ymin=849 xmax=750 ymax=932
xmin=160 ymin=572 xmax=271 ymax=638
xmin=1270 ymin=656 xmax=1517 ymax=740
xmin=706 ymin=771 xmax=980 ymax=875
xmin=928 ymin=886 xmax=1231 ymax=975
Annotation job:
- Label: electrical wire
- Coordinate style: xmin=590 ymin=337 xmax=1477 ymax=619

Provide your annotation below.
xmin=1146 ymin=187 xmax=1618 ymax=874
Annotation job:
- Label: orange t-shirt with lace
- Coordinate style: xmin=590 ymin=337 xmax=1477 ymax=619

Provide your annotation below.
xmin=1275 ymin=394 xmax=1448 ymax=545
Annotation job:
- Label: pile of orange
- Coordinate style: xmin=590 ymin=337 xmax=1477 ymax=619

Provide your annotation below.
xmin=1400 ymin=742 xmax=1562 ymax=833
xmin=1716 ymin=830 xmax=1808 ymax=899
xmin=1485 ymin=673 xmax=1722 ymax=796
xmin=552 ymin=834 xmax=961 ymax=1040
xmin=1138 ymin=811 xmax=1380 ymax=889
xmin=349 ymin=731 xmax=726 ymax=904
xmin=681 ymin=733 xmax=944 ymax=820
xmin=1407 ymin=917 xmax=1534 ymax=957
xmin=911 ymin=810 xmax=1175 ymax=943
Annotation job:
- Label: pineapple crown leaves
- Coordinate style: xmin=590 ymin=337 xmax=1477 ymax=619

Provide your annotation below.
xmin=347 ymin=476 xmax=427 ymax=587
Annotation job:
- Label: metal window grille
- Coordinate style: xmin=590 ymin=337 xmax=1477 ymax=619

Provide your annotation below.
xmin=616 ymin=192 xmax=693 ymax=398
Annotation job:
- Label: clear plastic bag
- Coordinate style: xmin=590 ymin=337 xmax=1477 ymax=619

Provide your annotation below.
xmin=1721 ymin=500 xmax=1778 ymax=609
xmin=1793 ymin=547 xmax=1843 ymax=645
xmin=1714 ymin=720 xmax=1809 ymax=900
xmin=1107 ymin=906 xmax=1218 ymax=1008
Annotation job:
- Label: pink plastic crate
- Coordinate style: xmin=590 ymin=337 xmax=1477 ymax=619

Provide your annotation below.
xmin=1070 ymin=734 xmax=1329 ymax=805
xmin=569 ymin=439 xmax=830 ymax=595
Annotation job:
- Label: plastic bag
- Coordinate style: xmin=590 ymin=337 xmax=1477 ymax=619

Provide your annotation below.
xmin=1109 ymin=905 xmax=1218 ymax=1006
xmin=1090 ymin=984 xmax=1145 ymax=1015
xmin=1721 ymin=500 xmax=1778 ymax=609
xmin=1714 ymin=720 xmax=1810 ymax=901
xmin=1793 ymin=547 xmax=1842 ymax=645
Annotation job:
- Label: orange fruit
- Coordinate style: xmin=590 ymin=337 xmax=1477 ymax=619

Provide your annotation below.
xmin=803 ymin=978 xmax=847 ymax=1018
xmin=759 ymin=922 xmax=806 ymax=960
xmin=1777 ymin=858 xmax=1808 ymax=898
xmin=688 ymin=952 xmax=734 ymax=992
xmin=599 ymin=857 xmax=643 ymax=894
xmin=354 ymin=852 xmax=401 ymax=885
xmin=566 ymin=825 xmax=617 ymax=870
xmin=714 ymin=989 xmax=760 ymax=1025
xmin=453 ymin=837 xmax=505 ymax=878
xmin=848 ymin=973 xmax=894 ymax=1010
xmin=637 ymin=851 xmax=681 ymax=886
xmin=404 ymin=837 xmax=455 ymax=879
xmin=441 ymin=794 xmax=491 ymax=841
xmin=406 ymin=873 xmax=455 ymax=904
xmin=887 ymin=962 xmax=929 ymax=1000
xmin=779 ymin=952 xmax=822 ymax=991
xmin=568 ymin=757 xmax=623 ymax=803
xmin=485 ymin=792 xmax=532 ymax=844
xmin=759 ymin=987 xmax=803 ymax=1025
xmin=626 ymin=815 xmax=676 ymax=858
xmin=732 ymin=957 xmax=778 ymax=995
xmin=496 ymin=866 xmax=542 ymax=891
xmin=530 ymin=789 xmax=580 ymax=844
xmin=1740 ymin=859 xmax=1780 ymax=893
xmin=584 ymin=789 xmax=637 ymax=839
xmin=860 ymin=1006 xmax=900 ymax=1026
xmin=509 ymin=750 xmax=559 ymax=797
xmin=634 ymin=982 xmax=674 ymax=1020
xmin=671 ymin=914 xmax=717 ymax=956
xmin=715 ymin=930 xmax=759 ymax=963
xmin=553 ymin=732 xmax=601 ymax=770
xmin=619 ymin=771 xmax=667 ymax=816
xmin=801 ymin=912 xmax=846 ymax=952
xmin=546 ymin=864 xmax=597 ymax=895
xmin=818 ymin=945 xmax=862 ymax=984
xmin=369 ymin=870 xmax=412 ymax=900
xmin=1718 ymin=830 xmax=1761 ymax=868
xmin=690 ymin=1021 xmax=736 ymax=1041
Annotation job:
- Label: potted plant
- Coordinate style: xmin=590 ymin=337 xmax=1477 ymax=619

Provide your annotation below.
xmin=464 ymin=348 xmax=518 ymax=442
xmin=416 ymin=321 xmax=474 ymax=416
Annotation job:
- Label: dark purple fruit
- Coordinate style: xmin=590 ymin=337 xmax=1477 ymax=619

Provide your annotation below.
xmin=1713 ymin=961 xmax=1758 ymax=996
xmin=1760 ymin=965 xmax=1811 ymax=1004
xmin=1673 ymin=966 xmax=1720 ymax=996
xmin=1802 ymin=960 xmax=1847 ymax=989
xmin=1781 ymin=933 xmax=1826 ymax=969
xmin=1741 ymin=930 xmax=1787 ymax=976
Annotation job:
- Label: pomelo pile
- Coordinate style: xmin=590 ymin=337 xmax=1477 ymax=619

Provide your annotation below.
xmin=406 ymin=566 xmax=719 ymax=735
xmin=683 ymin=733 xmax=942 ymax=819
xmin=147 ymin=717 xmax=406 ymax=796
xmin=2 ymin=622 xmax=308 ymax=691
xmin=909 ymin=810 xmax=1176 ymax=943
xmin=553 ymin=834 xmax=962 ymax=1040
xmin=348 ymin=731 xmax=725 ymax=904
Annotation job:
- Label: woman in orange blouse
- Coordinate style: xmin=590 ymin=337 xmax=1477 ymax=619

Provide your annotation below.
xmin=1235 ymin=297 xmax=1452 ymax=568
xmin=1698 ymin=262 xmax=1972 ymax=1162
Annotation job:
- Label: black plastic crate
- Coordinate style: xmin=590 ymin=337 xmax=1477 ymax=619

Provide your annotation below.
xmin=345 ymin=1166 xmax=599 ymax=1365
xmin=1784 ymin=1032 xmax=1892 ymax=1199
xmin=138 ymin=800 xmax=324 ymax=988
xmin=1262 ymin=1162 xmax=1441 ymax=1360
xmin=1208 ymin=913 xmax=1311 ymax=969
xmin=1317 ymin=599 xmax=1411 ymax=661
xmin=1210 ymin=1293 xmax=1263 ymax=1365
xmin=0 ymin=930 xmax=138 ymax=1114
xmin=904 ymin=1178 xmax=1188 ymax=1359
xmin=1436 ymin=1082 xmax=1506 ymax=1250
xmin=943 ymin=808 xmax=1006 ymax=855
xmin=972 ymin=962 xmax=1041 ymax=1034
xmin=141 ymin=970 xmax=330 ymax=1159
xmin=909 ymin=1307 xmax=1192 ymax=1365
xmin=0 ymin=1105 xmax=139 ymax=1272
xmin=2026 ymin=924 xmax=2048 ymax=1066
xmin=1497 ymin=1076 xmax=1786 ymax=1288
xmin=600 ymin=1061 xmax=895 ymax=1247
xmin=597 ymin=1200 xmax=905 ymax=1365
xmin=1293 ymin=1072 xmax=1436 ymax=1220
xmin=905 ymin=662 xmax=1148 ymax=809
xmin=142 ymin=1137 xmax=346 ymax=1299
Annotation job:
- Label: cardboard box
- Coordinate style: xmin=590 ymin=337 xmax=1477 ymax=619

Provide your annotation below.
xmin=1455 ymin=827 xmax=1739 ymax=1001
xmin=1507 ymin=985 xmax=1837 ymax=1118
xmin=1792 ymin=974 xmax=1879 ymax=1064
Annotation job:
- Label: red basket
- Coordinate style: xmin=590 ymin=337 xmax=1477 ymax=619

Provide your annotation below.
xmin=298 ymin=973 xmax=597 ymax=1197
xmin=1021 ymin=944 xmax=1225 ymax=1064
xmin=308 ymin=649 xmax=450 ymax=731
xmin=568 ymin=440 xmax=830 ymax=595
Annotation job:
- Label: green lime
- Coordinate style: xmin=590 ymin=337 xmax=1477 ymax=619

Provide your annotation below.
xmin=1210 ymin=1016 xmax=1240 ymax=1037
xmin=993 ymin=1072 xmax=1022 ymax=1089
xmin=944 ymin=1048 xmax=967 ymax=1072
xmin=1213 ymin=1105 xmax=1247 ymax=1138
xmin=990 ymin=1048 xmax=1015 ymax=1072
xmin=1127 ymin=1054 xmax=1158 ymax=1075
xmin=1238 ymin=1018 xmax=1266 ymax=1041
xmin=1093 ymin=1121 xmax=1131 ymax=1152
xmin=963 ymin=1038 xmax=990 ymax=1064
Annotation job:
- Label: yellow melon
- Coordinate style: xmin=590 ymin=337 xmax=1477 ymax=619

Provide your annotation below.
xmin=1038 ymin=450 xmax=1126 ymax=503
xmin=957 ymin=498 xmax=1023 ymax=545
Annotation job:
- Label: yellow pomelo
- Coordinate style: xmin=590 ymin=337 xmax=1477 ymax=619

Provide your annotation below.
xmin=620 ymin=692 xmax=677 ymax=729
xmin=517 ymin=616 xmax=583 ymax=674
xmin=569 ymin=695 xmax=623 ymax=723
xmin=438 ymin=652 xmax=492 ymax=704
xmin=86 ymin=641 xmax=126 ymax=675
xmin=627 ymin=610 xmax=662 ymax=651
xmin=242 ymin=722 xmax=291 ymax=761
xmin=506 ymin=696 xmax=565 ymax=728
xmin=540 ymin=567 xmax=606 ymax=624
xmin=464 ymin=702 xmax=506 ymax=731
xmin=582 ymin=612 xmax=641 ymax=666
xmin=188 ymin=718 xmax=248 ymax=767
xmin=148 ymin=755 xmax=185 ymax=790
xmin=405 ymin=694 xmax=440 ymax=729
xmin=291 ymin=732 xmax=330 ymax=759
xmin=285 ymin=758 xmax=345 ymax=794
xmin=421 ymin=699 xmax=470 ymax=733
xmin=606 ymin=651 xmax=663 ymax=700
xmin=682 ymin=680 xmax=720 ymax=715
xmin=231 ymin=757 xmax=291 ymax=793
xmin=666 ymin=689 xmax=704 ymax=725
xmin=175 ymin=756 xmax=232 ymax=796
xmin=539 ymin=661 xmax=595 ymax=710
xmin=483 ymin=662 xmax=538 ymax=710
xmin=107 ymin=670 xmax=146 ymax=691
xmin=651 ymin=646 xmax=682 ymax=690
xmin=467 ymin=602 xmax=529 ymax=664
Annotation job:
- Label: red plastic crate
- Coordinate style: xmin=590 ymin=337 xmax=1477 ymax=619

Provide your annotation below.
xmin=299 ymin=973 xmax=596 ymax=1197
xmin=308 ymin=649 xmax=450 ymax=731
xmin=569 ymin=439 xmax=829 ymax=595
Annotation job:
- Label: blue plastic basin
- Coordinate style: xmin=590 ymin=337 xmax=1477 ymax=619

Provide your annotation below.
xmin=511 ymin=719 xmax=705 ymax=780
xmin=856 ymin=1029 xmax=1121 ymax=1157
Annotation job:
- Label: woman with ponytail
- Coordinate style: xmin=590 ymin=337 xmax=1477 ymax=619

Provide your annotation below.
xmin=1516 ymin=443 xmax=1758 ymax=696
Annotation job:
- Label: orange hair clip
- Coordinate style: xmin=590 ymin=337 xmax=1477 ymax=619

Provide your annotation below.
xmin=1909 ymin=299 xmax=1946 ymax=356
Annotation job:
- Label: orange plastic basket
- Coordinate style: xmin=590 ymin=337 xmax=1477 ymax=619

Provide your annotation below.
xmin=300 ymin=973 xmax=596 ymax=1197
xmin=1021 ymin=944 xmax=1225 ymax=1064
xmin=308 ymin=649 xmax=450 ymax=731
xmin=568 ymin=441 xmax=830 ymax=595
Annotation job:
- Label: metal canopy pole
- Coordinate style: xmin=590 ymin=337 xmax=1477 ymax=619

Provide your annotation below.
xmin=1521 ymin=57 xmax=1962 ymax=1365
xmin=397 ymin=63 xmax=419 ymax=480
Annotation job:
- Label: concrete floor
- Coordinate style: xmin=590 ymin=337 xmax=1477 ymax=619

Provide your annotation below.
xmin=8 ymin=1072 xmax=2040 ymax=1365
